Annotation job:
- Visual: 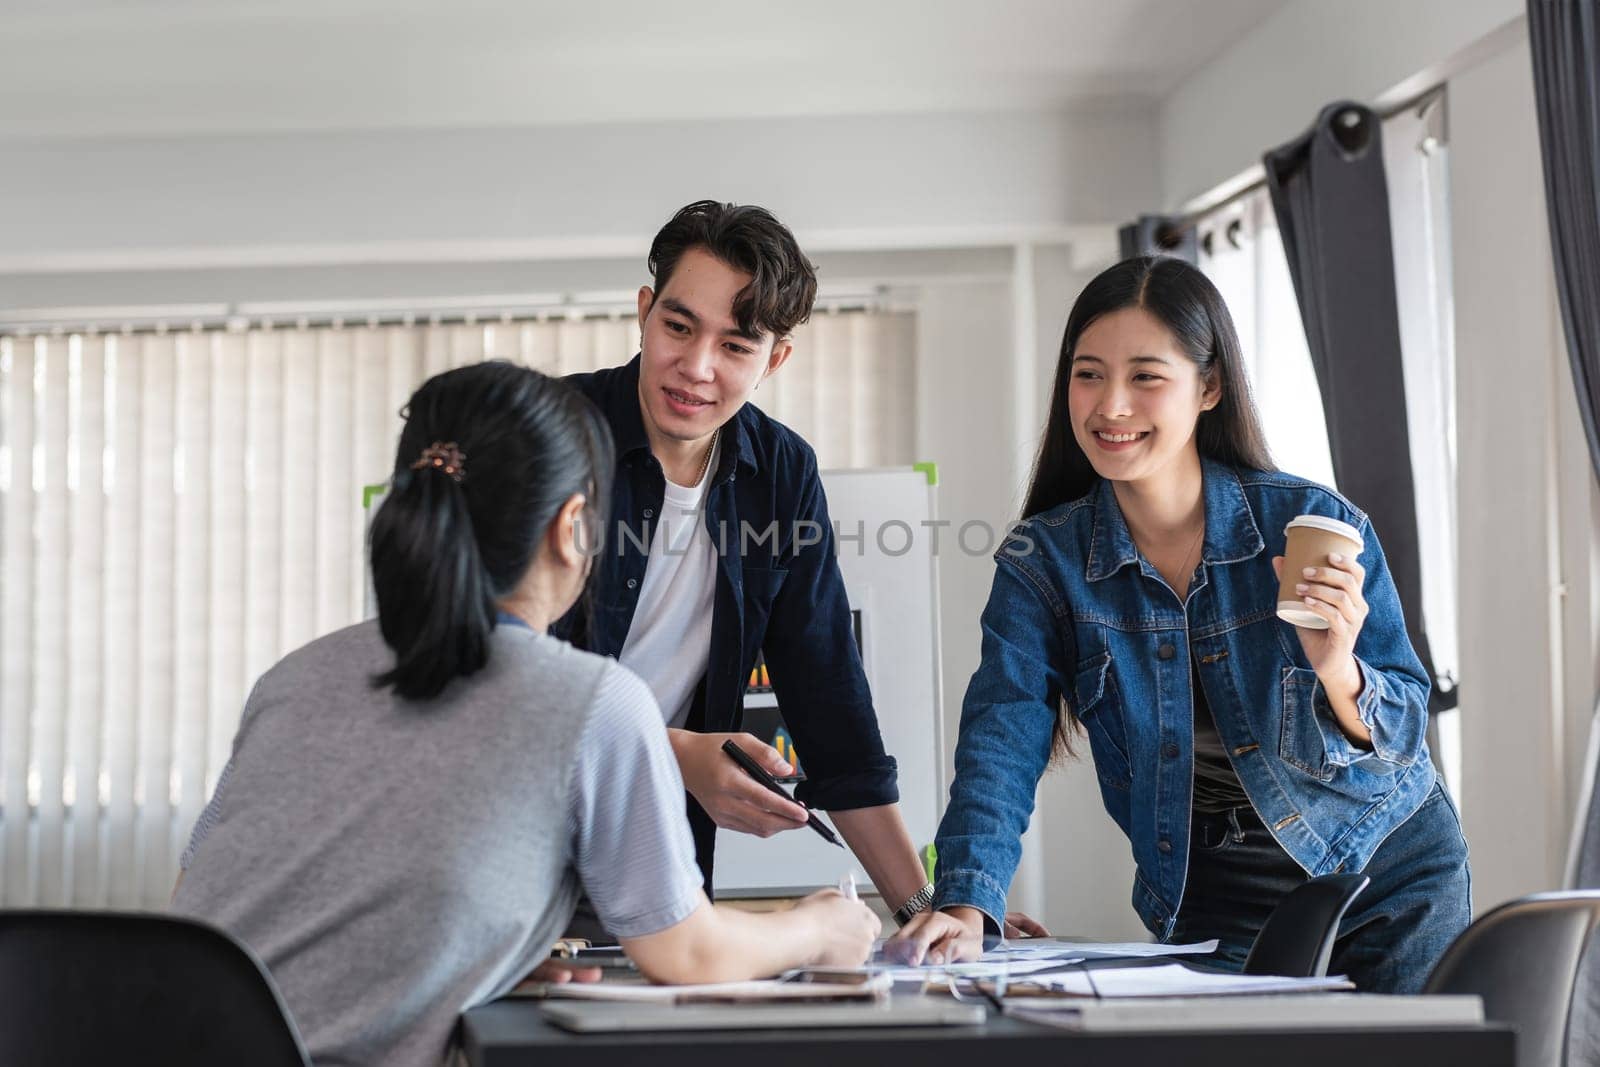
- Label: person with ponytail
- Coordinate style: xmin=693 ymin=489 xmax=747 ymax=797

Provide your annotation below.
xmin=172 ymin=362 xmax=878 ymax=1067
xmin=892 ymin=257 xmax=1469 ymax=994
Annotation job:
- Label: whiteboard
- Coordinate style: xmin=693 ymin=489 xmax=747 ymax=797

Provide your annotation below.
xmin=712 ymin=465 xmax=945 ymax=898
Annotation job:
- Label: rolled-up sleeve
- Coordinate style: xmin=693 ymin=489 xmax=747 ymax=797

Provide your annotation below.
xmin=1310 ymin=519 xmax=1430 ymax=769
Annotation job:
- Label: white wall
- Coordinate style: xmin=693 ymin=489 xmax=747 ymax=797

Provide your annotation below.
xmin=1159 ymin=0 xmax=1522 ymax=210
xmin=2 ymin=107 xmax=1153 ymax=273
xmin=1450 ymin=31 xmax=1595 ymax=908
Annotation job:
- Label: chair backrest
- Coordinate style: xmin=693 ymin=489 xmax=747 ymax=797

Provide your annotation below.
xmin=1243 ymin=872 xmax=1370 ymax=978
xmin=0 ymin=909 xmax=311 ymax=1067
xmin=1423 ymin=891 xmax=1600 ymax=1067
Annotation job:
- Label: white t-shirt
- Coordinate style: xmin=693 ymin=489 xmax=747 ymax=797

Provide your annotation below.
xmin=619 ymin=437 xmax=720 ymax=729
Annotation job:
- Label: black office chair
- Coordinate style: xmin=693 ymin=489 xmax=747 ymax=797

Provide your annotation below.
xmin=1423 ymin=891 xmax=1600 ymax=1067
xmin=1242 ymin=872 xmax=1370 ymax=977
xmin=0 ymin=909 xmax=311 ymax=1067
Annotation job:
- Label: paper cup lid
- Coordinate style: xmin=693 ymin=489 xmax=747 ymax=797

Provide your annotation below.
xmin=1284 ymin=514 xmax=1363 ymax=548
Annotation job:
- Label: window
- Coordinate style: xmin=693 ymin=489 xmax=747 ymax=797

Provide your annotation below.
xmin=1198 ymin=92 xmax=1460 ymax=788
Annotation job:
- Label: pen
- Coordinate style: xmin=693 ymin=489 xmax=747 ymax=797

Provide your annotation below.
xmin=720 ymin=739 xmax=845 ymax=848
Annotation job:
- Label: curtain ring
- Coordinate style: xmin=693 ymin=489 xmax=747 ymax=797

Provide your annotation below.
xmin=1329 ymin=105 xmax=1376 ymax=159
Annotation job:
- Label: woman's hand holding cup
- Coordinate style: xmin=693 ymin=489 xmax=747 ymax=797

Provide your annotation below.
xmin=1272 ymin=551 xmax=1368 ymax=692
xmin=1273 ymin=515 xmax=1368 ymax=700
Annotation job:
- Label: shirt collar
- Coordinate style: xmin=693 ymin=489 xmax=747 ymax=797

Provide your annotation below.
xmin=1085 ymin=458 xmax=1265 ymax=582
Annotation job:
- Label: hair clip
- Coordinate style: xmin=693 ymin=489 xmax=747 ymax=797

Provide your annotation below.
xmin=412 ymin=441 xmax=466 ymax=482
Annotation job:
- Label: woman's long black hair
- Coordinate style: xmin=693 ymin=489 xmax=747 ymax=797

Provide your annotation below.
xmin=1025 ymin=257 xmax=1274 ymax=757
xmin=369 ymin=361 xmax=614 ymax=700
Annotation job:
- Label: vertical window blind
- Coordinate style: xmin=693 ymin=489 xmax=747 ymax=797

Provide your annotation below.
xmin=0 ymin=307 xmax=915 ymax=907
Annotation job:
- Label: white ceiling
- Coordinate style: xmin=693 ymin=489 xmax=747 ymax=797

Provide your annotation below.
xmin=2 ymin=0 xmax=1285 ymax=139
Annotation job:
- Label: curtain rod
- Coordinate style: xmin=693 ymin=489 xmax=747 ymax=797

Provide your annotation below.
xmin=2 ymin=308 xmax=630 ymax=339
xmin=0 ymin=286 xmax=901 ymax=338
xmin=1160 ymin=85 xmax=1447 ymax=243
xmin=0 ymin=299 xmax=902 ymax=340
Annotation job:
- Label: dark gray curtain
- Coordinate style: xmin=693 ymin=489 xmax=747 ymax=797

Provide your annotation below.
xmin=1263 ymin=101 xmax=1455 ymax=713
xmin=1118 ymin=214 xmax=1198 ymax=263
xmin=1531 ymin=0 xmax=1600 ymax=480
xmin=1529 ymin=2 xmax=1600 ymax=1062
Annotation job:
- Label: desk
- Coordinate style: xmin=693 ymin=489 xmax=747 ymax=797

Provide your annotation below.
xmin=460 ymin=999 xmax=1514 ymax=1067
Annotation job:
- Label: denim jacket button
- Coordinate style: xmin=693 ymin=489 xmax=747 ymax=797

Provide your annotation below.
xmin=1163 ymin=742 xmax=1180 ymax=759
xmin=626 ymin=578 xmax=638 ymax=590
xmin=1157 ymin=643 xmax=1176 ymax=660
xmin=643 ymin=508 xmax=654 ymax=519
xmin=1157 ymin=839 xmax=1173 ymax=853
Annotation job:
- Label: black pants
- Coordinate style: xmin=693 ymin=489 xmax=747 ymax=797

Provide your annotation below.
xmin=1171 ymin=781 xmax=1471 ymax=993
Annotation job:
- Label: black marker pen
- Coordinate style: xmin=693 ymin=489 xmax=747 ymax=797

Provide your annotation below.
xmin=720 ymin=739 xmax=845 ymax=848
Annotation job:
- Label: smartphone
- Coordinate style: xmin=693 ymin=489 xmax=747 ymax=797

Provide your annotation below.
xmin=781 ymin=968 xmax=878 ymax=985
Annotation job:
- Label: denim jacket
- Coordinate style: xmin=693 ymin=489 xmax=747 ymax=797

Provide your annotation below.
xmin=932 ymin=461 xmax=1436 ymax=939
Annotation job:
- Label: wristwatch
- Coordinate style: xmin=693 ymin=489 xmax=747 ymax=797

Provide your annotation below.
xmin=893 ymin=883 xmax=936 ymax=927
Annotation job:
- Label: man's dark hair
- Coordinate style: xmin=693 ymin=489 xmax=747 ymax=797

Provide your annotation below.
xmin=647 ymin=200 xmax=819 ymax=341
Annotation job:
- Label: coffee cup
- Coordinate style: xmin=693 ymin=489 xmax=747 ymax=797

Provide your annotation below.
xmin=1277 ymin=515 xmax=1364 ymax=630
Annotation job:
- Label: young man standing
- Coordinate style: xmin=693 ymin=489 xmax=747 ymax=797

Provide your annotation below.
xmin=561 ymin=200 xmax=934 ymax=928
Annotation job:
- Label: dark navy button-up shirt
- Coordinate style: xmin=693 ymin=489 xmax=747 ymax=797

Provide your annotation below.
xmin=559 ymin=357 xmax=899 ymax=885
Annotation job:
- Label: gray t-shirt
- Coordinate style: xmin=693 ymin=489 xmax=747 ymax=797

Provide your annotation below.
xmin=172 ymin=619 xmax=702 ymax=1067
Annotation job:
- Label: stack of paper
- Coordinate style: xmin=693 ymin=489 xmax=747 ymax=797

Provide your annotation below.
xmin=1002 ymin=962 xmax=1353 ymax=998
xmin=979 ymin=938 xmax=1219 ymax=963
xmin=873 ymin=958 xmax=1085 ymax=984
xmin=846 ymin=937 xmax=1224 ymax=988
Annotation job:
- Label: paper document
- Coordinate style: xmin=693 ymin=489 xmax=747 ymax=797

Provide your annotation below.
xmin=874 ymin=958 xmax=1086 ymax=983
xmin=980 ymin=938 xmax=1219 ymax=963
xmin=1003 ymin=962 xmax=1353 ymax=998
xmin=538 ymin=973 xmax=892 ymax=1004
xmin=1006 ymin=992 xmax=1483 ymax=1032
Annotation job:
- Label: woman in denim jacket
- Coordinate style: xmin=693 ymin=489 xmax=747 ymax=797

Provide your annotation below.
xmin=893 ymin=257 xmax=1469 ymax=993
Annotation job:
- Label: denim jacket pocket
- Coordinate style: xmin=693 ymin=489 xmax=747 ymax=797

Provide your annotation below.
xmin=1074 ymin=652 xmax=1133 ymax=789
xmin=1278 ymin=665 xmax=1335 ymax=782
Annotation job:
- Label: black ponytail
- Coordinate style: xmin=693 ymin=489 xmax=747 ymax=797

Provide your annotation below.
xmin=369 ymin=362 xmax=613 ymax=700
